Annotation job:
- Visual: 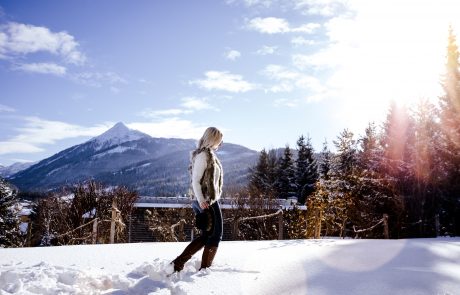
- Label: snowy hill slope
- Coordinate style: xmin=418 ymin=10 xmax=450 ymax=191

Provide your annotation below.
xmin=1 ymin=238 xmax=459 ymax=295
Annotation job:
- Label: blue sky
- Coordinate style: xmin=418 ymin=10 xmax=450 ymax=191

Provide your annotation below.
xmin=0 ymin=0 xmax=459 ymax=166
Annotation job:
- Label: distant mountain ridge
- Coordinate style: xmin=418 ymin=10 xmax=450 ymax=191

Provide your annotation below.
xmin=9 ymin=123 xmax=258 ymax=196
xmin=0 ymin=162 xmax=36 ymax=178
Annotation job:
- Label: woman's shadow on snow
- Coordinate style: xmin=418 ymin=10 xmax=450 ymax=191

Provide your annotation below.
xmin=106 ymin=276 xmax=168 ymax=295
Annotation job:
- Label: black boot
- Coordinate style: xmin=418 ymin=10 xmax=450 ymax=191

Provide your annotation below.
xmin=172 ymin=237 xmax=205 ymax=272
xmin=200 ymin=245 xmax=218 ymax=270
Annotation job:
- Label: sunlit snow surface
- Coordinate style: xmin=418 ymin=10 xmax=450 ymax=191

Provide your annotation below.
xmin=1 ymin=238 xmax=460 ymax=295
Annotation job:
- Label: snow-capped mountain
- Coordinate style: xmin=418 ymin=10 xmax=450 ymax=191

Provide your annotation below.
xmin=89 ymin=122 xmax=148 ymax=151
xmin=0 ymin=162 xmax=36 ymax=178
xmin=9 ymin=122 xmax=258 ymax=195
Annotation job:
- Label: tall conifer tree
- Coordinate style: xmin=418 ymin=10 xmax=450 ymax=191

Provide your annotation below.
xmin=439 ymin=25 xmax=460 ymax=235
xmin=249 ymin=149 xmax=270 ymax=197
xmin=275 ymin=145 xmax=297 ymax=199
xmin=296 ymin=135 xmax=319 ymax=204
xmin=319 ymin=140 xmax=332 ymax=180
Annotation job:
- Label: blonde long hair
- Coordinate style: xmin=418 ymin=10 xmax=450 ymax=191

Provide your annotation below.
xmin=197 ymin=127 xmax=223 ymax=150
xmin=191 ymin=127 xmax=223 ymax=160
xmin=190 ymin=127 xmax=223 ymax=177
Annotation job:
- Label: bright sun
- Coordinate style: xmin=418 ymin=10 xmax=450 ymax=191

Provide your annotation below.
xmin=327 ymin=0 xmax=460 ymax=131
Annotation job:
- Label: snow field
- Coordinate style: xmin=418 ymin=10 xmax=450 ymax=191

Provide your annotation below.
xmin=1 ymin=238 xmax=460 ymax=295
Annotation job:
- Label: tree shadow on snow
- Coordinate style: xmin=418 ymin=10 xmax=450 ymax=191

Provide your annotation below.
xmin=302 ymin=239 xmax=460 ymax=295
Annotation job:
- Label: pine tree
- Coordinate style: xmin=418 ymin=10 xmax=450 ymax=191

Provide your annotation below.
xmin=439 ymin=25 xmax=460 ymax=236
xmin=331 ymin=129 xmax=358 ymax=229
xmin=319 ymin=139 xmax=332 ymax=180
xmin=333 ymin=129 xmax=358 ymax=176
xmin=380 ymin=102 xmax=416 ymax=191
xmin=379 ymin=101 xmax=419 ymax=236
xmin=410 ymin=99 xmax=443 ymax=236
xmin=307 ymin=130 xmax=358 ymax=238
xmin=296 ymin=135 xmax=319 ymax=204
xmin=356 ymin=123 xmax=404 ymax=237
xmin=249 ymin=149 xmax=270 ymax=197
xmin=309 ymin=140 xmax=333 ymax=238
xmin=358 ymin=122 xmax=381 ymax=173
xmin=0 ymin=178 xmax=22 ymax=247
xmin=266 ymin=149 xmax=279 ymax=198
xmin=275 ymin=145 xmax=297 ymax=199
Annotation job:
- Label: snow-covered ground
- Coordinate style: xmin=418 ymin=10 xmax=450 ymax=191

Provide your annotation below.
xmin=1 ymin=238 xmax=460 ymax=295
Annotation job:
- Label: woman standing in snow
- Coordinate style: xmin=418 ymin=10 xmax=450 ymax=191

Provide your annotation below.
xmin=171 ymin=127 xmax=224 ymax=272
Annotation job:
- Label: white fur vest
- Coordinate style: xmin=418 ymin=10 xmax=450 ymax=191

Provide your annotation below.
xmin=190 ymin=147 xmax=223 ymax=205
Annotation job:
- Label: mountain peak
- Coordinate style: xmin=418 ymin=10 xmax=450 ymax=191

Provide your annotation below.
xmin=112 ymin=122 xmax=129 ymax=131
xmin=91 ymin=122 xmax=149 ymax=148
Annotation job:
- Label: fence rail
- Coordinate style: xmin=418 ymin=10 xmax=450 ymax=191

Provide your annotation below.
xmin=352 ymin=214 xmax=389 ymax=239
xmin=55 ymin=201 xmax=125 ymax=245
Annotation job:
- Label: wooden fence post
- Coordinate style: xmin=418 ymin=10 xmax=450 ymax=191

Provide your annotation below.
xmin=178 ymin=220 xmax=185 ymax=241
xmin=435 ymin=214 xmax=440 ymax=237
xmin=128 ymin=214 xmax=132 ymax=243
xmin=110 ymin=199 xmax=117 ymax=244
xmin=314 ymin=210 xmax=322 ymax=239
xmin=232 ymin=218 xmax=240 ymax=240
xmin=278 ymin=211 xmax=284 ymax=240
xmin=26 ymin=222 xmax=33 ymax=247
xmin=92 ymin=218 xmax=98 ymax=244
xmin=383 ymin=214 xmax=389 ymax=239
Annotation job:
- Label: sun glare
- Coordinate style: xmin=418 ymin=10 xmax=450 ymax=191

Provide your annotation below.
xmin=330 ymin=0 xmax=460 ymax=131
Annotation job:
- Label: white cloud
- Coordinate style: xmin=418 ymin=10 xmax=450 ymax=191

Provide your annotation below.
xmin=181 ymin=97 xmax=219 ymax=111
xmin=140 ymin=108 xmax=193 ymax=118
xmin=140 ymin=97 xmax=219 ymax=119
xmin=10 ymin=158 xmax=36 ymax=163
xmin=262 ymin=64 xmax=328 ymax=100
xmin=71 ymin=71 xmax=127 ymax=87
xmin=226 ymin=0 xmax=348 ymax=17
xmin=0 ymin=117 xmax=112 ymax=155
xmin=247 ymin=17 xmax=320 ymax=34
xmin=0 ymin=104 xmax=15 ymax=112
xmin=12 ymin=117 xmax=112 ymax=145
xmin=269 ymin=82 xmax=295 ymax=93
xmin=0 ymin=22 xmax=86 ymax=64
xmin=290 ymin=23 xmax=321 ymax=33
xmin=248 ymin=17 xmax=290 ymax=34
xmin=128 ymin=119 xmax=206 ymax=139
xmin=263 ymin=64 xmax=299 ymax=81
xmin=226 ymin=0 xmax=275 ymax=8
xmin=294 ymin=0 xmax=349 ymax=16
xmin=0 ymin=141 xmax=44 ymax=155
xmin=291 ymin=36 xmax=317 ymax=47
xmin=224 ymin=49 xmax=241 ymax=60
xmin=292 ymin=53 xmax=322 ymax=70
xmin=274 ymin=98 xmax=300 ymax=108
xmin=14 ymin=62 xmax=66 ymax=76
xmin=191 ymin=71 xmax=254 ymax=93
xmin=0 ymin=32 xmax=7 ymax=58
xmin=256 ymin=45 xmax=277 ymax=55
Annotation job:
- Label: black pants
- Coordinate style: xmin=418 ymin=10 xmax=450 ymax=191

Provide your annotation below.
xmin=207 ymin=201 xmax=223 ymax=246
xmin=193 ymin=201 xmax=223 ymax=247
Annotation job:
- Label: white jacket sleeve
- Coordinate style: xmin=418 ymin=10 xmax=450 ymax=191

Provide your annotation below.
xmin=192 ymin=152 xmax=207 ymax=204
